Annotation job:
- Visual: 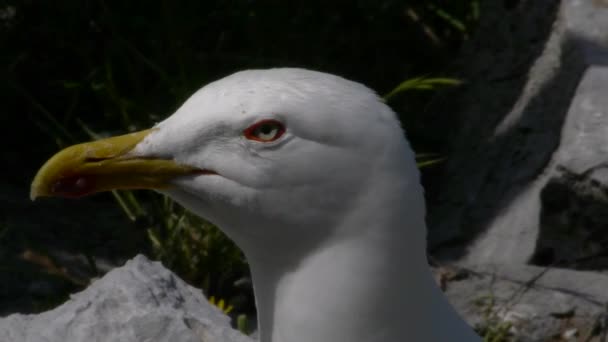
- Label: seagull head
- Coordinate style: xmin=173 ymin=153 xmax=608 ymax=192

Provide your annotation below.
xmin=31 ymin=68 xmax=420 ymax=257
xmin=31 ymin=68 xmax=480 ymax=342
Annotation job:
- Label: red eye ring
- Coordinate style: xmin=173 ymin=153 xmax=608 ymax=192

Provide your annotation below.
xmin=243 ymin=119 xmax=286 ymax=142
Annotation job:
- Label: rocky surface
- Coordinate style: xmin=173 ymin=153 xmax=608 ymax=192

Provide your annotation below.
xmin=423 ymin=1 xmax=608 ymax=338
xmin=0 ymin=255 xmax=253 ymax=342
xmin=531 ymin=65 xmax=608 ymax=269
xmin=442 ymin=262 xmax=608 ymax=341
xmin=428 ymin=0 xmax=608 ymax=270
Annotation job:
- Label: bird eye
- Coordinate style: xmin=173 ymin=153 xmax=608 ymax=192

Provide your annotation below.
xmin=244 ymin=120 xmax=286 ymax=142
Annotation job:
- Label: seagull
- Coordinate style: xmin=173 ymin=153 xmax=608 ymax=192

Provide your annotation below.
xmin=31 ymin=68 xmax=481 ymax=342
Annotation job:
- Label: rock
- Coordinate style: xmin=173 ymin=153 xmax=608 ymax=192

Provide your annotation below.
xmin=426 ymin=0 xmax=575 ymax=260
xmin=562 ymin=0 xmax=608 ymax=65
xmin=464 ymin=65 xmax=608 ymax=267
xmin=0 ymin=255 xmax=254 ymax=342
xmin=441 ymin=262 xmax=608 ymax=341
xmin=428 ymin=0 xmax=608 ymax=268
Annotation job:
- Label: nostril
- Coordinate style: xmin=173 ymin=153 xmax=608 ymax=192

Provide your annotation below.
xmin=193 ymin=169 xmax=218 ymax=176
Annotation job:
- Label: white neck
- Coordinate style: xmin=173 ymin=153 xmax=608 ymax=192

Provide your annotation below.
xmin=244 ymin=169 xmax=479 ymax=342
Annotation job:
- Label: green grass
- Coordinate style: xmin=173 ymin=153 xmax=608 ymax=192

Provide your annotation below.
xmin=474 ymin=295 xmax=514 ymax=342
xmin=384 ymin=76 xmax=461 ymax=102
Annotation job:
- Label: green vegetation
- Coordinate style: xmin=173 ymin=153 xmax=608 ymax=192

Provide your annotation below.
xmin=474 ymin=295 xmax=514 ymax=342
xmin=4 ymin=0 xmax=480 ymax=322
xmin=384 ymin=76 xmax=462 ymax=102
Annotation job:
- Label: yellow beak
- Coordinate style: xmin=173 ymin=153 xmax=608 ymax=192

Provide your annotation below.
xmin=30 ymin=129 xmax=200 ymax=200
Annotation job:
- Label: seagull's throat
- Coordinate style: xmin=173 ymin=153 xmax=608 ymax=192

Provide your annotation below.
xmin=249 ymin=226 xmax=431 ymax=342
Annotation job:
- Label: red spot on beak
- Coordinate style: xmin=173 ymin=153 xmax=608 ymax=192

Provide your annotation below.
xmin=51 ymin=175 xmax=96 ymax=198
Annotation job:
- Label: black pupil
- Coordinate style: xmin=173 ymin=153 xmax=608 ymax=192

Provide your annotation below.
xmin=259 ymin=124 xmax=274 ymax=135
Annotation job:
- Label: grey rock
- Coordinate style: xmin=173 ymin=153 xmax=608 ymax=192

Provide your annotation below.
xmin=464 ymin=65 xmax=608 ymax=267
xmin=562 ymin=0 xmax=608 ymax=65
xmin=427 ymin=0 xmax=577 ymax=259
xmin=428 ymin=0 xmax=608 ymax=268
xmin=0 ymin=255 xmax=254 ymax=342
xmin=441 ymin=263 xmax=608 ymax=341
